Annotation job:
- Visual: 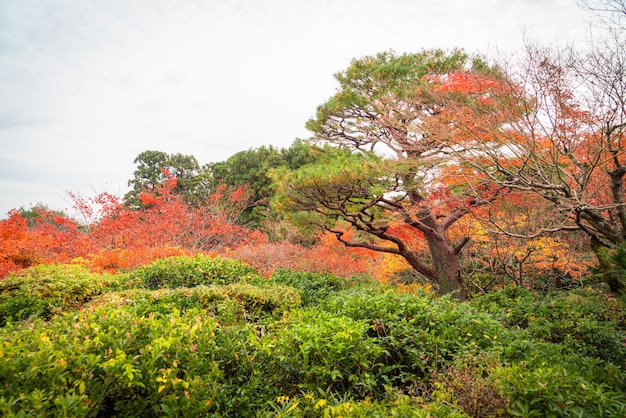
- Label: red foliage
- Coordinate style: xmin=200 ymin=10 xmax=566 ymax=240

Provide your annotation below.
xmin=231 ymin=234 xmax=380 ymax=279
xmin=0 ymin=208 xmax=93 ymax=277
xmin=0 ymin=178 xmax=265 ymax=278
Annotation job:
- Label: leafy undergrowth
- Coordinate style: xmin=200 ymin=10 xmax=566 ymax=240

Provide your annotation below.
xmin=0 ymin=256 xmax=624 ymax=417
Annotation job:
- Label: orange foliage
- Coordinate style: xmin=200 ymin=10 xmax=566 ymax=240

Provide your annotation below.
xmin=231 ymin=233 xmax=380 ymax=279
xmin=385 ymin=222 xmax=427 ymax=253
xmin=460 ymin=193 xmax=593 ymax=288
xmin=0 ymin=178 xmax=264 ymax=278
xmin=84 ymin=247 xmax=193 ymax=273
xmin=0 ymin=209 xmax=93 ymax=277
xmin=426 ymin=71 xmax=514 ymax=97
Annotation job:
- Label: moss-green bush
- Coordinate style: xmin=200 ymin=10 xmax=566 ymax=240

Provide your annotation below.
xmin=88 ymin=282 xmax=301 ymax=323
xmin=318 ymin=288 xmax=509 ymax=389
xmin=268 ymin=269 xmax=368 ymax=306
xmin=473 ymin=287 xmax=626 ymax=365
xmin=131 ymin=254 xmax=259 ymax=289
xmin=492 ymin=346 xmax=626 ymax=417
xmin=432 ymin=341 xmax=626 ymax=417
xmin=269 ymin=309 xmax=389 ymax=397
xmin=0 ymin=306 xmax=222 ymax=417
xmin=262 ymin=393 xmax=469 ymax=417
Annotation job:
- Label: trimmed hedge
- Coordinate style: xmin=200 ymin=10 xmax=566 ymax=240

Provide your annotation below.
xmin=131 ymin=254 xmax=259 ymax=289
xmin=1 ymin=262 xmax=625 ymax=416
xmin=0 ymin=263 xmax=131 ymax=326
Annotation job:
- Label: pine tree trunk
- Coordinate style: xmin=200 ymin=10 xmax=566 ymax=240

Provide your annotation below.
xmin=426 ymin=235 xmax=467 ymax=300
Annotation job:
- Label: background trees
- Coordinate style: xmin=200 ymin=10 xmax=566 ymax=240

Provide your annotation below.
xmin=424 ymin=4 xmax=625 ymax=287
xmin=455 ymin=43 xmax=625 ymax=247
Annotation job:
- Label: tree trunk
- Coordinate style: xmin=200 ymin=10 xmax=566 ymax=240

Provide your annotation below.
xmin=426 ymin=235 xmax=466 ymax=300
xmin=390 ymin=229 xmax=466 ymax=300
xmin=591 ymin=237 xmax=625 ymax=294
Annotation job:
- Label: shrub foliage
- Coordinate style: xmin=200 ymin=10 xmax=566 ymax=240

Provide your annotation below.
xmin=0 ymin=261 xmax=624 ymax=417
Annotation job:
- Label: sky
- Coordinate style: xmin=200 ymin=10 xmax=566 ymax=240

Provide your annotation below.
xmin=0 ymin=0 xmax=593 ymax=219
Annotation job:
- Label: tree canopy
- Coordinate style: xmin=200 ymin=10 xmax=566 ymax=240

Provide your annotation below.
xmin=276 ymin=49 xmax=520 ymax=299
xmin=124 ymin=150 xmax=211 ymax=208
xmin=207 ymin=140 xmax=318 ymax=226
xmin=439 ymin=9 xmax=626 ymax=254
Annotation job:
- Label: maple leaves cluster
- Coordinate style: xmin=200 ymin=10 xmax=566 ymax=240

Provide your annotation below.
xmin=0 ymin=178 xmax=595 ymax=288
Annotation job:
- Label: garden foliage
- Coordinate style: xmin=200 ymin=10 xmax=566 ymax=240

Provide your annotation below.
xmin=0 ymin=257 xmax=624 ymax=416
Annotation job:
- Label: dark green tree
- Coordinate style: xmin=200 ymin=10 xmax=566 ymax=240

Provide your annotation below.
xmin=207 ymin=140 xmax=318 ymax=226
xmin=18 ymin=204 xmax=68 ymax=229
xmin=124 ymin=150 xmax=210 ymax=208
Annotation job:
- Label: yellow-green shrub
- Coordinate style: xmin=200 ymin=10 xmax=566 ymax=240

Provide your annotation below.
xmin=0 ymin=263 xmax=131 ymax=326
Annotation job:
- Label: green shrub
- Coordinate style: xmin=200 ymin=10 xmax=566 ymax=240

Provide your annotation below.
xmin=131 ymin=254 xmax=259 ymax=289
xmin=0 ymin=306 xmax=222 ymax=417
xmin=432 ymin=341 xmax=626 ymax=417
xmin=0 ymin=305 xmax=285 ymax=417
xmin=318 ymin=288 xmax=510 ymax=393
xmin=268 ymin=269 xmax=366 ymax=306
xmin=493 ymin=346 xmax=626 ymax=417
xmin=270 ymin=309 xmax=389 ymax=397
xmin=88 ymin=283 xmax=301 ymax=323
xmin=220 ymin=282 xmax=301 ymax=320
xmin=473 ymin=287 xmax=626 ymax=365
xmin=210 ymin=324 xmax=281 ymax=414
xmin=88 ymin=287 xmax=233 ymax=319
xmin=0 ymin=263 xmax=129 ymax=326
xmin=2 ymin=262 xmax=625 ymax=417
xmin=262 ymin=393 xmax=469 ymax=417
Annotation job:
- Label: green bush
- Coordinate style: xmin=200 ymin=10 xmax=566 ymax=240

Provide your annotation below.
xmin=268 ymin=269 xmax=367 ymax=306
xmin=262 ymin=393 xmax=469 ymax=417
xmin=220 ymin=282 xmax=301 ymax=321
xmin=131 ymin=254 xmax=259 ymax=289
xmin=432 ymin=341 xmax=626 ymax=417
xmin=0 ymin=263 xmax=129 ymax=326
xmin=270 ymin=309 xmax=389 ymax=397
xmin=0 ymin=305 xmax=287 ymax=417
xmin=493 ymin=345 xmax=626 ymax=417
xmin=210 ymin=324 xmax=281 ymax=414
xmin=88 ymin=282 xmax=301 ymax=324
xmin=1 ymin=259 xmax=625 ymax=417
xmin=318 ymin=288 xmax=510 ymax=392
xmin=0 ymin=306 xmax=222 ymax=417
xmin=473 ymin=287 xmax=626 ymax=365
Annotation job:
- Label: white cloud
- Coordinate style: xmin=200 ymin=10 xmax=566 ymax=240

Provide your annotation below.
xmin=0 ymin=0 xmax=591 ymax=218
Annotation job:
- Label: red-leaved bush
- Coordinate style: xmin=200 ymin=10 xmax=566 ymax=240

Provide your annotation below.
xmin=0 ymin=178 xmax=266 ymax=277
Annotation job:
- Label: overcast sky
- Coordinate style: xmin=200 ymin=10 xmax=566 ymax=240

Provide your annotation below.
xmin=0 ymin=0 xmax=592 ymax=218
